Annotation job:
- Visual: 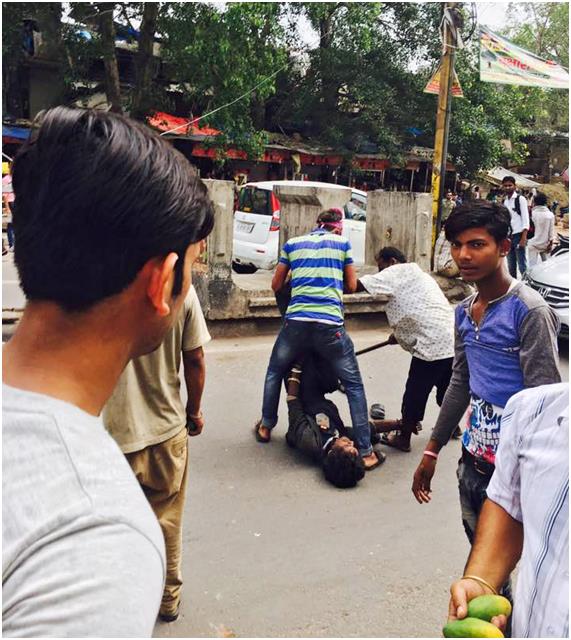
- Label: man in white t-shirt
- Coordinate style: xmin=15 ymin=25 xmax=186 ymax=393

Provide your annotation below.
xmin=501 ymin=175 xmax=529 ymax=277
xmin=2 ymin=107 xmax=214 ymax=636
xmin=528 ymin=191 xmax=556 ymax=266
xmin=357 ymin=247 xmax=457 ymax=452
xmin=104 ymin=286 xmax=211 ymax=623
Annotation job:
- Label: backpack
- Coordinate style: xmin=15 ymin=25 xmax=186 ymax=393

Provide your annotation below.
xmin=513 ymin=194 xmax=534 ymax=240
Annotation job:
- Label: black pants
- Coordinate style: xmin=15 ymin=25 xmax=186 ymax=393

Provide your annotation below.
xmin=401 ymin=356 xmax=453 ymax=424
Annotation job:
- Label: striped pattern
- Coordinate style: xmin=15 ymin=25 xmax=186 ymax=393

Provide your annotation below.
xmin=486 ymin=383 xmax=569 ymax=638
xmin=279 ymin=229 xmax=353 ymax=325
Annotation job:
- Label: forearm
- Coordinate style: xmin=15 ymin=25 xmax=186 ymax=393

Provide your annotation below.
xmin=430 ymin=380 xmax=470 ymax=449
xmin=519 ymin=229 xmax=528 ymax=244
xmin=183 ymin=349 xmax=206 ymax=415
xmin=463 ymin=499 xmax=523 ymax=590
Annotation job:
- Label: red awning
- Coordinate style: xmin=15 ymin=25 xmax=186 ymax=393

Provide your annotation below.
xmin=147 ymin=111 xmax=221 ymax=137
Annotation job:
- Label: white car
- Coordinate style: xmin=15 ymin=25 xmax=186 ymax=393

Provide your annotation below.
xmin=524 ymin=250 xmax=569 ymax=338
xmin=232 ymin=180 xmax=367 ymax=273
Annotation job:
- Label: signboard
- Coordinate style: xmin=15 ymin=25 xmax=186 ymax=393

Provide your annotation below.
xmin=424 ymin=64 xmax=464 ymax=97
xmin=480 ymin=26 xmax=569 ymax=89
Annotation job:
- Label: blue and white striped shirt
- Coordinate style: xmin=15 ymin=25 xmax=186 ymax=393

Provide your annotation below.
xmin=487 ymin=383 xmax=569 ymax=638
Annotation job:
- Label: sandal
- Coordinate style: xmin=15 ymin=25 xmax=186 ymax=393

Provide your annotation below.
xmin=379 ymin=431 xmax=411 ymax=453
xmin=363 ymin=450 xmax=385 ymax=471
xmin=253 ymin=420 xmax=271 ymax=443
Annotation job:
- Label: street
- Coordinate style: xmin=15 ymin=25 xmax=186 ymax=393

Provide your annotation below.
xmin=154 ymin=327 xmax=568 ymax=638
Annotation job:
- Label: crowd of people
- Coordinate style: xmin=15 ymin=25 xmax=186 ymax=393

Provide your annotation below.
xmin=2 ymin=107 xmax=568 ymax=638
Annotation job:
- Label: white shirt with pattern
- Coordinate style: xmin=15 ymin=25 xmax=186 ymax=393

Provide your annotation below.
xmin=359 ymin=262 xmax=455 ymax=361
xmin=487 ymin=383 xmax=569 ymax=638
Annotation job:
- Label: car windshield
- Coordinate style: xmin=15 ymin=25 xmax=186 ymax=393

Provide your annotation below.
xmin=238 ymin=187 xmax=271 ymax=216
xmin=345 ymin=194 xmax=367 ymax=221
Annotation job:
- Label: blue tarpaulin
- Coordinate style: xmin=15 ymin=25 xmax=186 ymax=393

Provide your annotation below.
xmin=2 ymin=125 xmax=31 ymax=141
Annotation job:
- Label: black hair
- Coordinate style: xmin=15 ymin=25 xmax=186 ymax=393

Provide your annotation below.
xmin=375 ymin=246 xmax=407 ymax=264
xmin=444 ymin=200 xmax=512 ymax=243
xmin=534 ymin=192 xmax=548 ymax=206
xmin=316 ymin=208 xmax=343 ymax=231
xmin=11 ymin=106 xmax=214 ymax=312
xmin=501 ymin=175 xmax=516 ymax=185
xmin=322 ymin=445 xmax=366 ymax=488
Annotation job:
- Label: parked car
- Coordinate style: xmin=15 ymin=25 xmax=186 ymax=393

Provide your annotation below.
xmin=524 ymin=249 xmax=569 ymax=338
xmin=232 ymin=180 xmax=367 ymax=273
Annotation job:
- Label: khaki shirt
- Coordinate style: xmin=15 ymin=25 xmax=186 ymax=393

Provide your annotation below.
xmin=103 ymin=286 xmax=211 ymax=453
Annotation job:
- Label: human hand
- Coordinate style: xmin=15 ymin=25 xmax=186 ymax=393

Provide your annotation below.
xmin=186 ymin=411 xmax=204 ymax=436
xmin=412 ymin=456 xmax=436 ymax=503
xmin=448 ymin=579 xmax=507 ymax=632
xmin=518 ymin=238 xmax=527 ymax=248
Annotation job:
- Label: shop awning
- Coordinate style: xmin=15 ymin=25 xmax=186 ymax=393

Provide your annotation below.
xmin=147 ymin=111 xmax=221 ymax=137
xmin=2 ymin=125 xmax=31 ymax=143
xmin=484 ymin=166 xmax=541 ymax=188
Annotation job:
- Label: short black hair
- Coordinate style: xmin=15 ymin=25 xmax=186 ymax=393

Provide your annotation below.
xmin=322 ymin=445 xmax=365 ymax=488
xmin=501 ymin=175 xmax=516 ymax=185
xmin=11 ymin=106 xmax=214 ymax=312
xmin=316 ymin=208 xmax=343 ymax=230
xmin=444 ymin=200 xmax=512 ymax=243
xmin=375 ymin=247 xmax=407 ymax=264
xmin=534 ymin=192 xmax=548 ymax=206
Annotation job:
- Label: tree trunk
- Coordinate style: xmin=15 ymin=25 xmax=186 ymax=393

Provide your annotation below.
xmin=98 ymin=3 xmax=122 ymax=114
xmin=131 ymin=2 xmax=159 ymax=120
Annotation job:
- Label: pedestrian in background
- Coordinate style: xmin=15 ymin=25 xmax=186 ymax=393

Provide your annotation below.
xmin=528 ymin=191 xmax=556 ymax=266
xmin=501 ymin=175 xmax=529 ymax=277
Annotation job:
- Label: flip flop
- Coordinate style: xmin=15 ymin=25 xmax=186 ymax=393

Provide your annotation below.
xmin=364 ymin=450 xmax=385 ymax=471
xmin=379 ymin=432 xmax=411 ymax=453
xmin=253 ymin=420 xmax=270 ymax=443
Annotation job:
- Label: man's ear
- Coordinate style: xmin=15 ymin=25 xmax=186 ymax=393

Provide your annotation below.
xmin=146 ymin=252 xmax=179 ymax=317
xmin=499 ymin=238 xmax=511 ymax=257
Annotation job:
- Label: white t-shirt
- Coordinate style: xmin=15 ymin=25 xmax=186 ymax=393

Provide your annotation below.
xmin=528 ymin=205 xmax=555 ymax=251
xmin=359 ymin=262 xmax=455 ymax=361
xmin=504 ymin=193 xmax=530 ymax=235
xmin=487 ymin=383 xmax=569 ymax=639
xmin=2 ymin=384 xmax=165 ymax=637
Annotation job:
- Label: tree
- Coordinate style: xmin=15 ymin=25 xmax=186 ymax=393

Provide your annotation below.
xmin=130 ymin=2 xmax=160 ymax=120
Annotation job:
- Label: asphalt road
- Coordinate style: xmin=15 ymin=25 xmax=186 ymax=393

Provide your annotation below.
xmin=154 ymin=327 xmax=568 ymax=639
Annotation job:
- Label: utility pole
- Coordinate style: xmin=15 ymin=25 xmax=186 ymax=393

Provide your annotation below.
xmin=430 ymin=2 xmax=461 ymax=266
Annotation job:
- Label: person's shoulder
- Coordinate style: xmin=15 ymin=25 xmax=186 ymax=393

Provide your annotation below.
xmin=510 ymin=281 xmax=553 ymax=313
xmin=504 ymin=383 xmax=568 ymax=435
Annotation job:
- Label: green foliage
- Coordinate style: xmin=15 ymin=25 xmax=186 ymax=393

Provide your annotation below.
xmin=159 ymin=2 xmax=287 ymax=157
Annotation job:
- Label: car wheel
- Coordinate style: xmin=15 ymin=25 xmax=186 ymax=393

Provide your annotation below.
xmin=232 ymin=261 xmax=258 ymax=274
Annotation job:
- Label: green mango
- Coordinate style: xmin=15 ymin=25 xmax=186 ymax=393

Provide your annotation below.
xmin=443 ymin=617 xmax=504 ymax=638
xmin=467 ymin=595 xmax=512 ymax=621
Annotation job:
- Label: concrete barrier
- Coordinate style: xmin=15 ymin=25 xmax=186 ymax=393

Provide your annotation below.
xmin=365 ymin=191 xmax=432 ymax=271
xmin=276 ymin=184 xmax=351 ymax=249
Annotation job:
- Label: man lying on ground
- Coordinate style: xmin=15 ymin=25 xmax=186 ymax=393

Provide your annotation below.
xmin=284 ymin=358 xmax=386 ymax=488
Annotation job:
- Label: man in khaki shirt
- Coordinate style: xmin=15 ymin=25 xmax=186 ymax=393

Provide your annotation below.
xmin=104 ymin=285 xmax=211 ymax=622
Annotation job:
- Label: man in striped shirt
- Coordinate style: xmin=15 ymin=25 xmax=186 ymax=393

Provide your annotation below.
xmin=254 ymin=209 xmax=381 ymax=470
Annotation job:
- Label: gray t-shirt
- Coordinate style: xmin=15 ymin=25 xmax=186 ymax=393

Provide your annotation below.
xmin=2 ymin=384 xmax=166 ymax=637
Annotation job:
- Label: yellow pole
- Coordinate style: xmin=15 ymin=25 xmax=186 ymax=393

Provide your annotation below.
xmin=431 ymin=3 xmax=458 ymax=265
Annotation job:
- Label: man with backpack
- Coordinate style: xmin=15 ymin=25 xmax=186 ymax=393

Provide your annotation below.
xmin=501 ymin=175 xmax=529 ymax=277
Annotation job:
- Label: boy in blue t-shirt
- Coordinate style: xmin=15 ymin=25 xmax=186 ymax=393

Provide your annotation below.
xmin=411 ymin=200 xmax=561 ymax=544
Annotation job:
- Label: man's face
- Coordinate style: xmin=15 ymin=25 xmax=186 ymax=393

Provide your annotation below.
xmin=331 ymin=436 xmax=358 ymax=457
xmin=450 ymin=227 xmax=509 ymax=283
xmin=376 ymin=257 xmax=393 ymax=272
xmin=502 ymin=180 xmax=516 ymax=197
xmin=446 ymin=192 xmax=453 ymax=200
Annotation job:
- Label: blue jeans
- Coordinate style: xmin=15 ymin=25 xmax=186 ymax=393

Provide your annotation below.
xmin=507 ymin=232 xmax=527 ymax=278
xmin=261 ymin=320 xmax=372 ymax=457
xmin=7 ymin=223 xmax=14 ymax=249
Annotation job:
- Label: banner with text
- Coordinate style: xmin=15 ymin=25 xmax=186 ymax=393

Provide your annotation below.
xmin=480 ymin=26 xmax=569 ymax=89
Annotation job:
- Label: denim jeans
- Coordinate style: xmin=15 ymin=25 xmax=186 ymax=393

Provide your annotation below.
xmin=261 ymin=320 xmax=372 ymax=457
xmin=457 ymin=456 xmax=513 ymax=633
xmin=507 ymin=232 xmax=527 ymax=278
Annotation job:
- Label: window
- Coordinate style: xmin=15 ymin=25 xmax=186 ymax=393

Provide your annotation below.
xmin=239 ymin=187 xmax=271 ymax=216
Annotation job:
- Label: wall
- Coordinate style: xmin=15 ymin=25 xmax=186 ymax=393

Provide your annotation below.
xmin=276 ymin=185 xmax=351 ymax=249
xmin=365 ymin=191 xmax=432 ymax=271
